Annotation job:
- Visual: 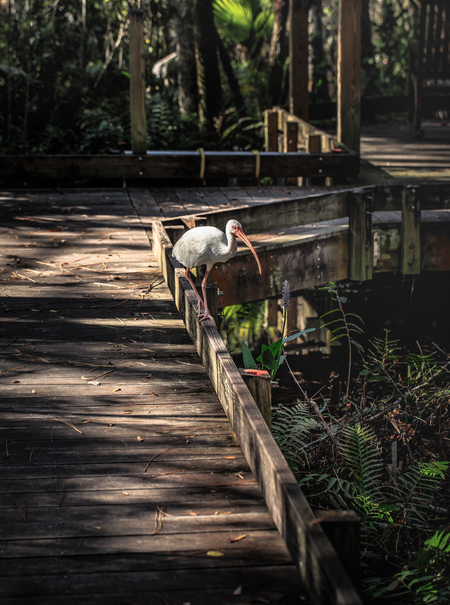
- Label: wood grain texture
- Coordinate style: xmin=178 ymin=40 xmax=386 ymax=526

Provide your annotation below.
xmin=338 ymin=0 xmax=361 ymax=153
xmin=129 ymin=10 xmax=147 ymax=154
xmin=0 ymin=189 xmax=306 ymax=605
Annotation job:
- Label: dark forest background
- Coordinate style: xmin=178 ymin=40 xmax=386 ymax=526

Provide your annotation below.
xmin=0 ymin=0 xmax=418 ymax=155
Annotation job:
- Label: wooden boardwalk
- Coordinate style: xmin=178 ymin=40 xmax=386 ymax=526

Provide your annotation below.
xmin=0 ymin=189 xmax=308 ymax=604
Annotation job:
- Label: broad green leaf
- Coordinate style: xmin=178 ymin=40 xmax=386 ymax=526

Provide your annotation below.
xmin=282 ymin=327 xmax=315 ymax=344
xmin=242 ymin=342 xmax=258 ymax=370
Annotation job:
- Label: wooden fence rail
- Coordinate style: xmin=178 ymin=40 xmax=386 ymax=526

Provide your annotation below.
xmin=160 ymin=182 xmax=450 ymax=306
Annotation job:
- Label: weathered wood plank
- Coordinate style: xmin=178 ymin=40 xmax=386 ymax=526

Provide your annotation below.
xmin=129 ymin=9 xmax=147 ymax=154
xmin=337 ymin=0 xmax=361 ymax=153
xmin=0 ymin=151 xmax=360 ymax=180
xmin=348 ymin=189 xmax=373 ymax=281
xmin=401 ymin=185 xmax=421 ymax=274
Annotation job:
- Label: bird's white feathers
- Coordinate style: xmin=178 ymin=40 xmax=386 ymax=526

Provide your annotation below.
xmin=172 ymin=220 xmax=240 ymax=270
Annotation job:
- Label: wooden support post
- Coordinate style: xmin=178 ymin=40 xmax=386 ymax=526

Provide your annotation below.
xmin=337 ymin=0 xmax=361 ymax=153
xmin=401 ymin=185 xmax=421 ymax=275
xmin=129 ymin=9 xmax=147 ymax=155
xmin=319 ymin=510 xmax=361 ymax=596
xmin=266 ymin=299 xmax=279 ymax=328
xmin=302 ymin=133 xmax=321 ymax=185
xmin=349 ymin=190 xmax=373 ymax=281
xmin=289 ymin=0 xmax=310 ymax=120
xmin=264 ymin=110 xmax=279 ymax=151
xmin=285 ymin=121 xmax=299 ymax=184
xmin=239 ymin=369 xmax=272 ymax=428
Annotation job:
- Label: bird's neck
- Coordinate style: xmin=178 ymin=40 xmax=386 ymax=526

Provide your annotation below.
xmin=225 ymin=232 xmax=237 ymax=257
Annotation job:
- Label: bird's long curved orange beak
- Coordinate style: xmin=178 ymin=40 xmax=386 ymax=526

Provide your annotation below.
xmin=235 ymin=226 xmax=262 ymax=275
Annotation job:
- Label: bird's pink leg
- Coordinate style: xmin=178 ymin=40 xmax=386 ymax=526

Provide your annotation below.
xmin=198 ymin=270 xmax=216 ymax=325
xmin=185 ymin=268 xmax=205 ymax=317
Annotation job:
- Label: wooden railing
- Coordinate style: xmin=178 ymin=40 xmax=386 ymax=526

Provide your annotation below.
xmin=263 ymin=107 xmax=355 ymax=184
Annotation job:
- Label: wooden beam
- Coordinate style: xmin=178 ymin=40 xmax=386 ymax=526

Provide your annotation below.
xmin=289 ymin=0 xmax=310 ymax=120
xmin=265 ymin=110 xmax=279 ymax=151
xmin=401 ymin=185 xmax=421 ymax=275
xmin=337 ymin=0 xmax=361 ymax=153
xmin=240 ymin=369 xmax=272 ymax=428
xmin=0 ymin=152 xmax=360 ymax=181
xmin=129 ymin=9 xmax=147 ymax=155
xmin=348 ymin=189 xmax=373 ymax=281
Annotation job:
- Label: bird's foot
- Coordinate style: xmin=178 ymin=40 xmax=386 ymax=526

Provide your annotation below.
xmin=198 ymin=312 xmax=216 ymax=327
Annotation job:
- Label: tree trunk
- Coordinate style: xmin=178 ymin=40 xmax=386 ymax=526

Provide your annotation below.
xmin=267 ymin=0 xmax=289 ymax=108
xmin=194 ymin=0 xmax=222 ymax=130
xmin=216 ymin=33 xmax=246 ymax=116
xmin=310 ymin=0 xmax=330 ymax=103
xmin=361 ymin=0 xmax=379 ymax=95
xmin=174 ymin=0 xmax=198 ymax=115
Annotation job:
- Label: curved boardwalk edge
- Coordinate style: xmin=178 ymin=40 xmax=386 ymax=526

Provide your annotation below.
xmin=153 ymin=220 xmax=362 ymax=605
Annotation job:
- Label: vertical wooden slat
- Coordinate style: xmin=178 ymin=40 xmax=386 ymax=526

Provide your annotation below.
xmin=401 ymin=185 xmax=421 ymax=275
xmin=320 ymin=511 xmax=361 ymax=596
xmin=264 ymin=110 xmax=279 ymax=151
xmin=129 ymin=9 xmax=147 ymax=154
xmin=240 ymin=370 xmax=272 ymax=428
xmin=308 ymin=134 xmax=322 ymax=153
xmin=348 ymin=189 xmax=373 ymax=281
xmin=289 ymin=0 xmax=310 ymax=120
xmin=414 ymin=0 xmax=428 ymax=134
xmin=285 ymin=121 xmax=299 ymax=185
xmin=337 ymin=0 xmax=361 ymax=153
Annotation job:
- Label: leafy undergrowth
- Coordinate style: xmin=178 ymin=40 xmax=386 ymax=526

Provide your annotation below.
xmin=269 ymin=285 xmax=450 ymax=604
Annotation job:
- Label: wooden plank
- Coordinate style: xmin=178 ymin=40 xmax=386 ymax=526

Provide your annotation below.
xmin=0 ymin=151 xmax=360 ymax=180
xmin=129 ymin=9 xmax=147 ymax=154
xmin=401 ymin=185 xmax=421 ymax=274
xmin=337 ymin=0 xmax=361 ymax=153
xmin=348 ymin=189 xmax=373 ymax=281
xmin=264 ymin=110 xmax=279 ymax=151
xmin=154 ymin=222 xmax=362 ymax=605
xmin=162 ymin=188 xmax=351 ymax=235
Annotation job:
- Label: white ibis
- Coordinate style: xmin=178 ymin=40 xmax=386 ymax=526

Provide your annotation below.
xmin=172 ymin=219 xmax=262 ymax=325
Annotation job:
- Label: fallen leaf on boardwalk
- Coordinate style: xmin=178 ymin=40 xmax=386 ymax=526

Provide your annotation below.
xmin=31 ymin=389 xmax=37 ymax=394
xmin=233 ymin=586 xmax=242 ymax=596
xmin=230 ymin=534 xmax=247 ymax=543
xmin=206 ymin=551 xmax=224 ymax=557
xmin=88 ymin=381 xmax=101 ymax=386
xmin=122 ymin=410 xmax=134 ymax=414
xmin=137 ymin=436 xmax=144 ymax=441
xmin=223 ymin=456 xmax=236 ymax=459
xmin=188 ymin=511 xmax=198 ymax=516
xmin=112 ymin=388 xmax=121 ymax=392
xmin=13 ymin=380 xmax=20 ymax=383
xmin=123 ymin=492 xmax=129 ymax=496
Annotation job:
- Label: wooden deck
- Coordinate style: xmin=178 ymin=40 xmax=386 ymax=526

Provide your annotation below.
xmin=361 ymin=119 xmax=450 ymax=177
xmin=0 ymin=188 xmax=310 ymax=604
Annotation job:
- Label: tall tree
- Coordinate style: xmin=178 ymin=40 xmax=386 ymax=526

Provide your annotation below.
xmin=267 ymin=0 xmax=289 ymax=108
xmin=173 ymin=0 xmax=198 ymax=115
xmin=194 ymin=0 xmax=222 ymax=130
xmin=310 ymin=0 xmax=330 ymax=103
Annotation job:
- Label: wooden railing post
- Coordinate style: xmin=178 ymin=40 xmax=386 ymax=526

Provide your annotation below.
xmin=264 ymin=110 xmax=279 ymax=151
xmin=349 ymin=189 xmax=373 ymax=281
xmin=285 ymin=120 xmax=299 ymax=185
xmin=337 ymin=0 xmax=361 ymax=153
xmin=129 ymin=9 xmax=147 ymax=155
xmin=401 ymin=185 xmax=421 ymax=275
xmin=319 ymin=510 xmax=361 ymax=595
xmin=239 ymin=369 xmax=272 ymax=428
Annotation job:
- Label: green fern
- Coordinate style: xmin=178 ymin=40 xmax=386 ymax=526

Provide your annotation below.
xmin=272 ymin=403 xmax=320 ymax=468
